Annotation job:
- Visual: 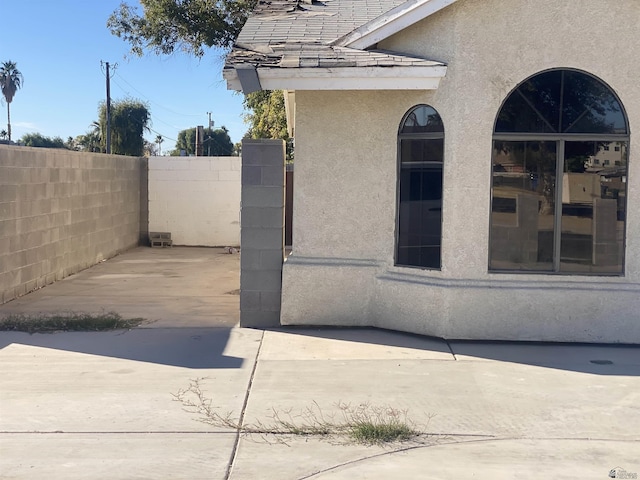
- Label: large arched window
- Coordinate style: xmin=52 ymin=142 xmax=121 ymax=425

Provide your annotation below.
xmin=490 ymin=69 xmax=629 ymax=274
xmin=396 ymin=105 xmax=444 ymax=269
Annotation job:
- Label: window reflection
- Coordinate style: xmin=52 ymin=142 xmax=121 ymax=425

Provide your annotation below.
xmin=401 ymin=106 xmax=444 ymax=134
xmin=491 ymin=139 xmax=627 ymax=273
xmin=495 ymin=70 xmax=627 ymax=135
xmin=491 ymin=69 xmax=628 ymax=275
xmin=397 ymin=106 xmax=444 ymax=269
xmin=560 ymin=141 xmax=626 ymax=273
xmin=491 ymin=141 xmax=556 ymax=271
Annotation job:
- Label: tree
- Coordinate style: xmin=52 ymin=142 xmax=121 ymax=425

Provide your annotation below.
xmin=243 ymin=90 xmax=293 ymax=159
xmin=0 ymin=129 xmax=7 ymax=140
xmin=155 ymin=134 xmax=164 ymax=155
xmin=170 ymin=126 xmax=233 ymax=156
xmin=19 ymin=133 xmax=66 ymax=149
xmin=75 ymin=121 xmax=103 ymax=153
xmin=65 ymin=136 xmax=78 ymax=150
xmin=98 ymin=98 xmax=151 ymax=156
xmin=107 ymin=1 xmax=291 ymax=156
xmin=0 ymin=61 xmax=23 ymax=143
xmin=107 ymin=0 xmax=257 ymax=56
xmin=144 ymin=139 xmax=158 ymax=156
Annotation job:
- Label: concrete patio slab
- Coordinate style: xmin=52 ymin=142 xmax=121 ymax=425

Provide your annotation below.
xmin=243 ymin=355 xmax=640 ymax=440
xmin=450 ymin=341 xmax=640 ymax=370
xmin=0 ymin=247 xmax=240 ymax=328
xmin=259 ymin=328 xmax=454 ymax=361
xmin=229 ymin=435 xmax=418 ymax=480
xmin=2 ymin=247 xmax=640 ymax=479
xmin=297 ymin=438 xmax=639 ymax=480
xmin=0 ymin=328 xmax=262 ymax=433
xmin=0 ymin=433 xmax=236 ymax=480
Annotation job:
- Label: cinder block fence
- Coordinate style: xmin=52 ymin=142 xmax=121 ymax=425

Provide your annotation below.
xmin=0 ymin=146 xmax=146 ymax=304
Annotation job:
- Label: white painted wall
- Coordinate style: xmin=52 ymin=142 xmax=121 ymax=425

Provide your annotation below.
xmin=148 ymin=156 xmax=241 ymax=246
xmin=281 ymin=0 xmax=640 ymax=342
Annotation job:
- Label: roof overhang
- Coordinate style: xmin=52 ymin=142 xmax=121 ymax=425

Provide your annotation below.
xmin=335 ymin=0 xmax=460 ymax=49
xmin=224 ymin=64 xmax=447 ymax=93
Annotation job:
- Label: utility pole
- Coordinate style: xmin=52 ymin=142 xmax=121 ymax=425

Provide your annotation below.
xmin=106 ymin=62 xmax=111 ymax=154
xmin=102 ymin=61 xmax=117 ymax=154
xmin=195 ymin=125 xmax=204 ymax=156
xmin=207 ymin=112 xmax=213 ymax=129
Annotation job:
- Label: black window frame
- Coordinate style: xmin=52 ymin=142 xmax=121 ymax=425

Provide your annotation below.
xmin=395 ymin=105 xmax=445 ymax=270
xmin=490 ymin=68 xmax=630 ymax=275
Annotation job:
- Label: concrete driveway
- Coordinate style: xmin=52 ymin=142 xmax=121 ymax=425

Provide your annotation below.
xmin=1 ymin=247 xmax=639 ymax=479
xmin=0 ymin=246 xmax=240 ymax=327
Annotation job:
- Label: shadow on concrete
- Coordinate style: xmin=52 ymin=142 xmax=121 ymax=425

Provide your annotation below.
xmin=266 ymin=326 xmax=453 ymax=354
xmin=268 ymin=326 xmax=640 ymax=376
xmin=0 ymin=327 xmax=244 ymax=369
xmin=448 ymin=340 xmax=640 ymax=376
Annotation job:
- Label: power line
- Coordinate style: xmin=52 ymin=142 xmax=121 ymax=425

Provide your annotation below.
xmin=114 ymin=71 xmax=202 ymax=117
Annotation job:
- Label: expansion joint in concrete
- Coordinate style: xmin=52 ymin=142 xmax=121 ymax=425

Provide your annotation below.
xmin=225 ymin=328 xmax=265 ymax=480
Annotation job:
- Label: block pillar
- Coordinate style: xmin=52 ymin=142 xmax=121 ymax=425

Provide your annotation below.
xmin=592 ymin=198 xmax=618 ymax=267
xmin=240 ymin=139 xmax=285 ymax=328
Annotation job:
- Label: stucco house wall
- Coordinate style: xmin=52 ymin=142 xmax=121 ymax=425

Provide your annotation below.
xmin=281 ymin=0 xmax=640 ymax=342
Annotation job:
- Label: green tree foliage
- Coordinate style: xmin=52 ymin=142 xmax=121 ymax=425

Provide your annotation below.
xmin=19 ymin=133 xmax=66 ymax=149
xmin=243 ymin=90 xmax=292 ymax=159
xmin=107 ymin=0 xmax=257 ymax=56
xmin=98 ymin=98 xmax=151 ymax=156
xmin=155 ymin=134 xmax=164 ymax=155
xmin=75 ymin=121 xmax=102 ymax=153
xmin=107 ymin=1 xmax=292 ymax=156
xmin=0 ymin=60 xmax=23 ymax=143
xmin=170 ymin=126 xmax=233 ymax=156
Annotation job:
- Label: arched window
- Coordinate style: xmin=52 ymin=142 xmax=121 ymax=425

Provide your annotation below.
xmin=490 ymin=69 xmax=629 ymax=274
xmin=396 ymin=105 xmax=444 ymax=269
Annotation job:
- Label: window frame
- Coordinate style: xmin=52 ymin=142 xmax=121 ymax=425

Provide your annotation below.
xmin=489 ymin=68 xmax=630 ymax=275
xmin=395 ymin=104 xmax=445 ymax=270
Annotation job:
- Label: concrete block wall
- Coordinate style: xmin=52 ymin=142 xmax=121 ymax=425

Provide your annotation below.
xmin=240 ymin=139 xmax=285 ymax=328
xmin=0 ymin=146 xmax=144 ymax=304
xmin=148 ymin=156 xmax=241 ymax=246
xmin=592 ymin=198 xmax=618 ymax=266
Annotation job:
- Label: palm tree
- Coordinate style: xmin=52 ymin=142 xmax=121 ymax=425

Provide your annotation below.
xmin=155 ymin=134 xmax=164 ymax=155
xmin=0 ymin=61 xmax=23 ymax=143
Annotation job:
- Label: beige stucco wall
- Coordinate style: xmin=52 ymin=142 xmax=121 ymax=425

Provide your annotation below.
xmin=281 ymin=0 xmax=640 ymax=342
xmin=0 ymin=146 xmax=145 ymax=304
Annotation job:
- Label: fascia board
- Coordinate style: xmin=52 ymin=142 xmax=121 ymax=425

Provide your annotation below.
xmin=257 ymin=65 xmax=447 ymax=90
xmin=336 ymin=0 xmax=459 ymax=50
xmin=223 ymin=69 xmax=243 ymax=92
xmin=283 ymin=90 xmax=296 ymax=137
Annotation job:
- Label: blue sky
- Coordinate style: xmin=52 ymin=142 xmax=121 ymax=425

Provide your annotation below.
xmin=0 ymin=0 xmax=246 ymax=153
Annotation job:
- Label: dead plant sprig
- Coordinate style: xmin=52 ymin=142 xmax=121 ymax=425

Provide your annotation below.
xmin=0 ymin=311 xmax=146 ymax=333
xmin=173 ymin=378 xmax=426 ymax=445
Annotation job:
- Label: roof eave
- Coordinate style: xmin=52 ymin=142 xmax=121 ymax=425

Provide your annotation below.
xmin=224 ymin=65 xmax=447 ymax=92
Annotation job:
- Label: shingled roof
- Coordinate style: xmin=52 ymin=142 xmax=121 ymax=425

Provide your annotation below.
xmin=224 ymin=0 xmax=455 ymax=93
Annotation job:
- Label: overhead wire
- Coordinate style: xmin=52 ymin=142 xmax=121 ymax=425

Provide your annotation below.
xmin=110 ymin=71 xmax=234 ymax=154
xmin=114 ymin=71 xmax=202 ymax=117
